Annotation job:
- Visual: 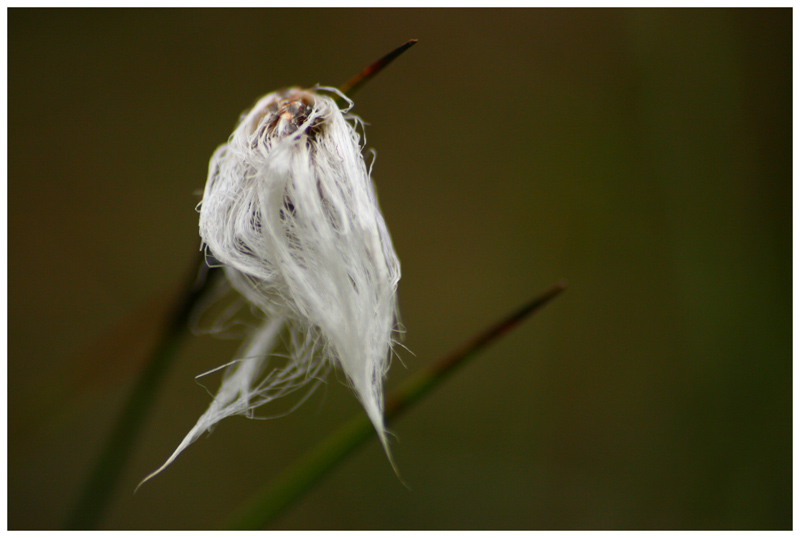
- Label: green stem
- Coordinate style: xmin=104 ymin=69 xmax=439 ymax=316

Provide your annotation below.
xmin=65 ymin=253 xmax=216 ymax=529
xmin=224 ymin=281 xmax=567 ymax=530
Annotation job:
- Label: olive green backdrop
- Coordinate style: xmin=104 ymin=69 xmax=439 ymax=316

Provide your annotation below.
xmin=8 ymin=8 xmax=791 ymax=530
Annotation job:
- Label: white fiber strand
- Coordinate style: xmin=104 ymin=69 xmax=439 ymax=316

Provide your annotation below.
xmin=139 ymin=315 xmax=285 ymax=488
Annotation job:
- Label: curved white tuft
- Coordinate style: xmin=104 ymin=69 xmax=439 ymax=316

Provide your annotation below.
xmin=143 ymin=87 xmax=401 ymax=485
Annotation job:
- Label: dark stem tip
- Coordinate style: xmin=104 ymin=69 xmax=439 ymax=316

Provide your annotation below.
xmin=338 ymin=39 xmax=419 ymax=98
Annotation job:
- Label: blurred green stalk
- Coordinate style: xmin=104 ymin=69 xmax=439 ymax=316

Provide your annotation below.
xmin=65 ymin=252 xmax=216 ymax=529
xmin=225 ymin=281 xmax=566 ymax=530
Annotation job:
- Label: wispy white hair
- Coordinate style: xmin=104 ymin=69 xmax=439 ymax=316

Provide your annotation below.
xmin=141 ymin=87 xmax=401 ymax=485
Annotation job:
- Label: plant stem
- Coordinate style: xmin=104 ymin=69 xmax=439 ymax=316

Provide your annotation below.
xmin=65 ymin=253 xmax=216 ymax=529
xmin=338 ymin=40 xmax=417 ymax=98
xmin=224 ymin=281 xmax=567 ymax=530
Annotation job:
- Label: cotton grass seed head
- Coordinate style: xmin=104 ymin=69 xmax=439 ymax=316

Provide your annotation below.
xmin=202 ymin=86 xmax=401 ymax=438
xmin=141 ymin=86 xmax=402 ymax=485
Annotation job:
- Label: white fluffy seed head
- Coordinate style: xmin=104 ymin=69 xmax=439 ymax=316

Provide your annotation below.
xmin=141 ymin=87 xmax=402 ymax=487
xmin=161 ymin=86 xmax=401 ymax=476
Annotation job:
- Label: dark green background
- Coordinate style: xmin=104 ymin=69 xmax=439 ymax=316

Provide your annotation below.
xmin=9 ymin=8 xmax=791 ymax=529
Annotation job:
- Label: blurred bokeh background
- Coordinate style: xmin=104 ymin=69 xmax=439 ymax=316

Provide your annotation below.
xmin=8 ymin=8 xmax=791 ymax=530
